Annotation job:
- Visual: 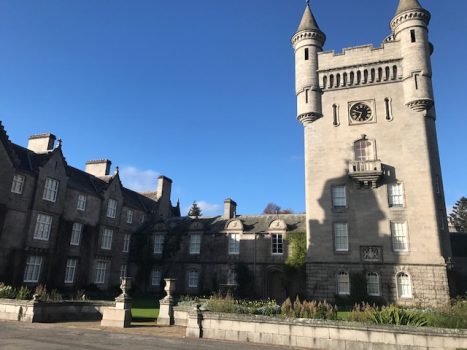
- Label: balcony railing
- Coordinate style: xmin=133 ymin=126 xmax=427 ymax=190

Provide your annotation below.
xmin=348 ymin=160 xmax=383 ymax=188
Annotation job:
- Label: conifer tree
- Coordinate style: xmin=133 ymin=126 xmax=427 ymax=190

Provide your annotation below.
xmin=188 ymin=201 xmax=202 ymax=217
xmin=449 ymin=197 xmax=467 ymax=232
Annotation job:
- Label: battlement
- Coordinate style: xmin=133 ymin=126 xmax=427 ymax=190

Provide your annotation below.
xmin=319 ymin=40 xmax=401 ymax=71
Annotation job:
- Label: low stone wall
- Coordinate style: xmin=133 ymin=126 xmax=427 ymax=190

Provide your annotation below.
xmin=186 ymin=311 xmax=467 ymax=350
xmin=0 ymin=299 xmax=115 ymax=323
xmin=173 ymin=305 xmax=191 ymax=327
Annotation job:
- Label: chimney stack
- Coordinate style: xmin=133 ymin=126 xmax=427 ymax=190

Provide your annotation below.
xmin=223 ymin=198 xmax=237 ymax=220
xmin=85 ymin=159 xmax=112 ymax=177
xmin=27 ymin=134 xmax=56 ymax=153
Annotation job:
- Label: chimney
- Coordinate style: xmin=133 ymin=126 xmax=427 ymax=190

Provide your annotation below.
xmin=27 ymin=133 xmax=56 ymax=153
xmin=156 ymin=176 xmax=172 ymax=201
xmin=223 ymin=198 xmax=237 ymax=220
xmin=85 ymin=159 xmax=112 ymax=177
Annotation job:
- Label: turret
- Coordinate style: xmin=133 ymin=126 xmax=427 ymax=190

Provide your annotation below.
xmin=292 ymin=1 xmax=326 ymax=126
xmin=391 ymin=0 xmax=434 ymax=114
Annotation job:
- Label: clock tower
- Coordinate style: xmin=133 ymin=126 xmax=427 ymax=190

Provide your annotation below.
xmin=293 ymin=0 xmax=451 ymax=307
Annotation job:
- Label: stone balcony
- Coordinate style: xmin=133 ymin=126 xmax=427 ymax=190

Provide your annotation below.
xmin=348 ymin=160 xmax=383 ymax=188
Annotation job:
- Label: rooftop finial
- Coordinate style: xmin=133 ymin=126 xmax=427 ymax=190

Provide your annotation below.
xmin=306 ymin=0 xmax=310 ymax=5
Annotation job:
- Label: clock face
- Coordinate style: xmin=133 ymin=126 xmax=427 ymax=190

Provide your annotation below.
xmin=350 ymin=103 xmax=373 ymax=122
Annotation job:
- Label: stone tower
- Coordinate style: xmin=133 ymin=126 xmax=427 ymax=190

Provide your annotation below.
xmin=293 ymin=0 xmax=451 ymax=307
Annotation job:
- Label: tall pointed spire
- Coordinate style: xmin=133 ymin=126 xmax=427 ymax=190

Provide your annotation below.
xmin=296 ymin=1 xmax=320 ymax=33
xmin=395 ymin=0 xmax=424 ymax=16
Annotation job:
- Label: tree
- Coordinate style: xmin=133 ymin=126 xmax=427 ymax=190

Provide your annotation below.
xmin=263 ymin=202 xmax=294 ymax=214
xmin=449 ymin=197 xmax=467 ymax=232
xmin=188 ymin=201 xmax=202 ymax=217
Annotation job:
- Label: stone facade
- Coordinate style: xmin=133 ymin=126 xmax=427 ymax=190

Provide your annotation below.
xmin=294 ymin=0 xmax=451 ymax=306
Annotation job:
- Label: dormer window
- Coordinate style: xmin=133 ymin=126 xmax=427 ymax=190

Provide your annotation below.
xmin=11 ymin=174 xmax=25 ymax=194
xmin=106 ymin=199 xmax=117 ymax=218
xmin=272 ymin=234 xmax=283 ymax=255
xmin=43 ymin=177 xmax=59 ymax=202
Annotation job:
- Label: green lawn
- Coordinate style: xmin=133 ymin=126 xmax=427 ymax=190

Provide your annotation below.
xmin=337 ymin=311 xmax=350 ymax=321
xmin=131 ymin=297 xmax=160 ymax=322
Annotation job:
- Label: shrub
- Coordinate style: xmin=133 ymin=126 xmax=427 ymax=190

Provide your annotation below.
xmin=34 ymin=285 xmax=63 ymax=301
xmin=16 ymin=286 xmax=32 ymax=300
xmin=349 ymin=303 xmax=427 ymax=327
xmin=280 ymin=297 xmax=338 ymax=320
xmin=426 ymin=298 xmax=467 ymax=329
xmin=206 ymin=293 xmax=280 ymax=316
xmin=0 ymin=283 xmax=17 ymax=299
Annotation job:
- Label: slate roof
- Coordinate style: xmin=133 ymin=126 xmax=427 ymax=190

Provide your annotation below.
xmin=395 ymin=0 xmax=424 ymax=16
xmin=161 ymin=214 xmax=306 ymax=234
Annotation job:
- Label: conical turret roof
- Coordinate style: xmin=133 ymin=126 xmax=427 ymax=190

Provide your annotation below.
xmin=296 ymin=3 xmax=320 ymax=33
xmin=395 ymin=0 xmax=424 ymax=16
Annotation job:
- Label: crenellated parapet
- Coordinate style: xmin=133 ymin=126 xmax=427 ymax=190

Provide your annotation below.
xmin=291 ymin=30 xmax=325 ymax=47
xmin=390 ymin=8 xmax=431 ymax=31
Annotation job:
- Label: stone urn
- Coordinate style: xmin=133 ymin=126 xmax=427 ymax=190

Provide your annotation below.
xmin=118 ymin=277 xmax=132 ymax=300
xmin=163 ymin=278 xmax=176 ymax=301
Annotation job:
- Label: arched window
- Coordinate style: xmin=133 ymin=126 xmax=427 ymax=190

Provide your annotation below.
xmin=363 ymin=70 xmax=369 ymax=84
xmin=396 ymin=272 xmax=412 ymax=299
xmin=357 ymin=71 xmax=362 ymax=85
xmin=349 ymin=71 xmax=355 ymax=85
xmin=336 ymin=74 xmax=341 ymax=87
xmin=354 ymin=137 xmax=376 ymax=161
xmin=323 ymin=76 xmax=328 ymax=89
xmin=385 ymin=98 xmax=393 ymax=121
xmin=370 ymin=68 xmax=375 ymax=83
xmin=392 ymin=65 xmax=398 ymax=80
xmin=378 ymin=68 xmax=383 ymax=82
xmin=385 ymin=67 xmax=390 ymax=81
xmin=367 ymin=272 xmax=381 ymax=296
xmin=337 ymin=272 xmax=350 ymax=295
xmin=332 ymin=104 xmax=339 ymax=127
xmin=329 ymin=74 xmax=334 ymax=88
xmin=343 ymin=72 xmax=348 ymax=86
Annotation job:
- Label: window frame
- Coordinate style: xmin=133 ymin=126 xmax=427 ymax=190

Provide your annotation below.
xmin=366 ymin=272 xmax=381 ymax=296
xmin=120 ymin=264 xmax=128 ymax=279
xmin=337 ymin=272 xmax=350 ymax=295
xmin=11 ymin=174 xmax=25 ymax=194
xmin=388 ymin=183 xmax=405 ymax=208
xmin=106 ymin=198 xmax=118 ymax=219
xmin=391 ymin=221 xmax=409 ymax=252
xmin=23 ymin=255 xmax=43 ymax=283
xmin=396 ymin=272 xmax=413 ymax=299
xmin=271 ymin=233 xmax=284 ymax=255
xmin=354 ymin=139 xmax=376 ymax=162
xmin=33 ymin=214 xmax=53 ymax=241
xmin=188 ymin=270 xmax=199 ymax=288
xmin=70 ymin=222 xmax=83 ymax=246
xmin=101 ymin=228 xmax=113 ymax=250
xmin=189 ymin=234 xmax=201 ymax=255
xmin=127 ymin=210 xmax=133 ymax=224
xmin=94 ymin=260 xmax=107 ymax=284
xmin=122 ymin=233 xmax=131 ymax=253
xmin=228 ymin=233 xmax=240 ymax=255
xmin=331 ymin=185 xmax=347 ymax=209
xmin=64 ymin=258 xmax=78 ymax=284
xmin=334 ymin=222 xmax=349 ymax=252
xmin=153 ymin=234 xmax=165 ymax=255
xmin=42 ymin=177 xmax=59 ymax=203
xmin=151 ymin=267 xmax=162 ymax=287
xmin=77 ymin=194 xmax=87 ymax=211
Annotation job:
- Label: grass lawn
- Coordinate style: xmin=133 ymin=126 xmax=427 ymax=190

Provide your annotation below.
xmin=337 ymin=311 xmax=350 ymax=321
xmin=131 ymin=297 xmax=160 ymax=322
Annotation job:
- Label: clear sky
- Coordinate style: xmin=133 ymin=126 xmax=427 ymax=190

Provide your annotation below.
xmin=0 ymin=0 xmax=465 ymax=216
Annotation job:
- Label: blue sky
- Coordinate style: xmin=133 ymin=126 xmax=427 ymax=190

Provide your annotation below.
xmin=0 ymin=0 xmax=465 ymax=216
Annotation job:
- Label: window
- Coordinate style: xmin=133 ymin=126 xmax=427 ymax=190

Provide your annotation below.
xmin=42 ymin=177 xmax=59 ymax=202
xmin=127 ymin=210 xmax=133 ymax=224
xmin=11 ymin=174 xmax=25 ymax=194
xmin=388 ymin=183 xmax=404 ymax=207
xmin=391 ymin=222 xmax=408 ymax=252
xmin=120 ymin=264 xmax=128 ymax=279
xmin=396 ymin=272 xmax=412 ymax=299
xmin=337 ymin=272 xmax=350 ymax=295
xmin=64 ymin=259 xmax=77 ymax=284
xmin=271 ymin=234 xmax=283 ymax=254
xmin=94 ymin=261 xmax=107 ymax=284
xmin=334 ymin=223 xmax=349 ymax=252
xmin=153 ymin=235 xmax=164 ymax=254
xmin=77 ymin=194 xmax=87 ymax=211
xmin=228 ymin=233 xmax=240 ymax=255
xmin=385 ymin=98 xmax=392 ymax=121
xmin=434 ymin=175 xmax=441 ymax=194
xmin=410 ymin=29 xmax=416 ymax=43
xmin=106 ymin=199 xmax=117 ymax=218
xmin=414 ymin=73 xmax=419 ymax=90
xmin=151 ymin=267 xmax=162 ymax=286
xmin=33 ymin=214 xmax=53 ymax=241
xmin=101 ymin=228 xmax=113 ymax=250
xmin=331 ymin=185 xmax=347 ymax=208
xmin=367 ymin=272 xmax=381 ymax=296
xmin=188 ymin=271 xmax=199 ymax=288
xmin=354 ymin=139 xmax=375 ymax=161
xmin=70 ymin=223 xmax=83 ymax=246
xmin=123 ymin=234 xmax=131 ymax=253
xmin=227 ymin=270 xmax=237 ymax=285
xmin=304 ymin=48 xmax=309 ymax=61
xmin=23 ymin=256 xmax=42 ymax=283
xmin=332 ymin=104 xmax=340 ymax=126
xmin=189 ymin=234 xmax=201 ymax=255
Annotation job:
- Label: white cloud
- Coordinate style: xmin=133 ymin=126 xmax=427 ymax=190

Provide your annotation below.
xmin=183 ymin=200 xmax=222 ymax=217
xmin=119 ymin=166 xmax=160 ymax=192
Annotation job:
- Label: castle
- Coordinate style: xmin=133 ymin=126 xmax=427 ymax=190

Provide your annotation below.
xmin=0 ymin=0 xmax=457 ymax=306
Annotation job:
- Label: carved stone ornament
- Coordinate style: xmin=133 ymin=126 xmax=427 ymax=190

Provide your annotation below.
xmin=361 ymin=246 xmax=382 ymax=262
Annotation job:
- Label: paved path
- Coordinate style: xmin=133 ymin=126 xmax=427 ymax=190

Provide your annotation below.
xmin=0 ymin=321 xmax=301 ymax=350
